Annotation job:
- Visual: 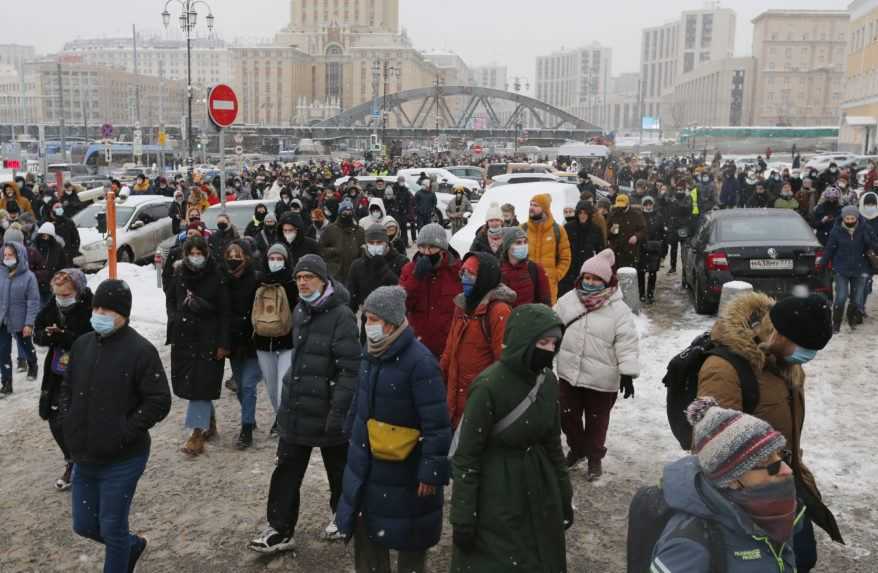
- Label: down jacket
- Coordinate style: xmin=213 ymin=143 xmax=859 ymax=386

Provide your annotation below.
xmin=319 ymin=219 xmax=366 ymax=282
xmin=824 ymin=217 xmax=877 ymax=277
xmin=399 ymin=251 xmax=462 ymax=358
xmin=553 ymin=288 xmax=640 ymax=392
xmin=0 ymin=241 xmax=40 ymax=332
xmin=697 ymin=292 xmax=843 ymax=544
xmin=335 ymin=327 xmax=452 ymax=552
xmin=523 ymin=193 xmax=572 ymax=304
xmin=277 ymin=281 xmax=360 ymax=447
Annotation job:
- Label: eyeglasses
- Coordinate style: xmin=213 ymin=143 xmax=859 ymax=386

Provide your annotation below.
xmin=295 ymin=273 xmax=318 ymax=283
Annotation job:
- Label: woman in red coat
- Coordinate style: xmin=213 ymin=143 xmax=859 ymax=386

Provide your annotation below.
xmin=399 ymin=223 xmax=461 ymax=358
xmin=498 ymin=227 xmax=551 ymax=308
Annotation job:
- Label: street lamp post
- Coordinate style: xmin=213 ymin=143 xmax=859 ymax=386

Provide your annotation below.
xmin=161 ymin=0 xmax=214 ymax=181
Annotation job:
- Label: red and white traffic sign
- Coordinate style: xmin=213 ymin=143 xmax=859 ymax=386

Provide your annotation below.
xmin=207 ymin=84 xmax=238 ymax=129
xmin=472 ymin=144 xmax=483 ymax=155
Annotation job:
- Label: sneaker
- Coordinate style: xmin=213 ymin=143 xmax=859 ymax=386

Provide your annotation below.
xmin=248 ymin=527 xmax=295 ymax=554
xmin=323 ymin=516 xmax=345 ymax=541
xmin=646 ymin=294 xmax=655 ymax=306
xmin=16 ymin=358 xmax=26 ymax=373
xmin=586 ymin=460 xmax=603 ymax=482
xmin=55 ymin=463 xmax=73 ymax=491
xmin=565 ymin=450 xmax=584 ymax=469
xmin=128 ymin=535 xmax=148 ymax=572
xmin=236 ymin=424 xmax=254 ymax=450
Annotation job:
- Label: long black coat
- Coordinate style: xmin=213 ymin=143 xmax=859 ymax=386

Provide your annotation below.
xmin=50 ymin=215 xmax=80 ymax=260
xmin=32 ymin=236 xmax=69 ymax=294
xmin=225 ymin=263 xmax=259 ymax=359
xmin=166 ymin=257 xmax=230 ymax=400
xmin=33 ymin=289 xmax=94 ymax=417
xmin=278 ymin=281 xmax=360 ymax=447
xmin=318 ymin=220 xmax=365 ymax=282
xmin=559 ymin=220 xmax=605 ymax=296
xmin=346 ymin=247 xmax=408 ymax=312
xmin=59 ymin=325 xmax=171 ymax=465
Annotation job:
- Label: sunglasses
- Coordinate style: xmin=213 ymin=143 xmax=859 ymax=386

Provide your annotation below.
xmin=757 ymin=459 xmax=785 ymax=476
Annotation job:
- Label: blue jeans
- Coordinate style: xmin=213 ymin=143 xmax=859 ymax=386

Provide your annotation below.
xmin=834 ymin=272 xmax=867 ymax=313
xmin=231 ymin=355 xmax=262 ymax=425
xmin=184 ymin=400 xmax=214 ymax=430
xmin=72 ymin=452 xmax=149 ymax=573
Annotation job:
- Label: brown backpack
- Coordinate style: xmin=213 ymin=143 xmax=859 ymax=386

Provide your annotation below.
xmin=252 ymin=284 xmax=293 ymax=338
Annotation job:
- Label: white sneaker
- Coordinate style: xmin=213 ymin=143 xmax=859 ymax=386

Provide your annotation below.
xmin=248 ymin=527 xmax=295 ymax=554
xmin=323 ymin=515 xmax=345 ymax=541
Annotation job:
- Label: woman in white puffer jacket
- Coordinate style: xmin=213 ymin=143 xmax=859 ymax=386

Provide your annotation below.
xmin=553 ymin=248 xmax=640 ymax=481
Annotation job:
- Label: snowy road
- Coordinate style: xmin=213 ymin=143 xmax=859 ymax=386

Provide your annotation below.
xmin=0 ymin=263 xmax=875 ymax=572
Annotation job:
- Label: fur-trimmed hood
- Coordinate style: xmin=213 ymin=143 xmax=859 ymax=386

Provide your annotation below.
xmin=709 ymin=292 xmax=776 ymax=374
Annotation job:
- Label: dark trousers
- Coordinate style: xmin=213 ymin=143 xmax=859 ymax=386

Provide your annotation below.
xmin=636 ymin=267 xmax=657 ymax=298
xmin=354 ymin=517 xmax=426 ymax=573
xmin=48 ymin=410 xmax=71 ymax=461
xmin=267 ymin=440 xmax=347 ymax=537
xmin=72 ymin=452 xmax=149 ymax=573
xmin=668 ymin=237 xmax=682 ymax=270
xmin=559 ymin=380 xmax=617 ymax=461
xmin=416 ymin=213 xmax=432 ymax=232
xmin=399 ymin=218 xmax=415 ymax=245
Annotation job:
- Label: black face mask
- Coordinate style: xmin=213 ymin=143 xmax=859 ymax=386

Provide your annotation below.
xmin=529 ymin=347 xmax=555 ymax=373
xmin=217 ymin=222 xmax=229 ymax=231
xmin=226 ymin=258 xmax=243 ymax=271
xmin=255 ymin=211 xmax=267 ymax=221
xmin=428 ymin=252 xmax=441 ymax=265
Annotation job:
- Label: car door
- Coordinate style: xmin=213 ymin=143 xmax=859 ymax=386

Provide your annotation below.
xmin=141 ymin=203 xmax=173 ymax=257
xmin=688 ymin=221 xmax=713 ymax=285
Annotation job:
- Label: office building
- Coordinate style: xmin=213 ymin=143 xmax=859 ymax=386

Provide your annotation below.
xmin=535 ymin=43 xmax=612 ymax=125
xmin=840 ymin=0 xmax=878 ymax=151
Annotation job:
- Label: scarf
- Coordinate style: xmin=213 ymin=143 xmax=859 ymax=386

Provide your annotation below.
xmin=578 ymin=285 xmax=617 ymax=313
xmin=367 ymin=319 xmax=409 ymax=356
xmin=724 ymin=477 xmax=797 ymax=544
xmin=487 ymin=232 xmax=504 ymax=252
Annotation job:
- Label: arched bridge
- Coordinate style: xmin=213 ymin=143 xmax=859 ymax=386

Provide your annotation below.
xmin=316 ymin=85 xmax=601 ymax=135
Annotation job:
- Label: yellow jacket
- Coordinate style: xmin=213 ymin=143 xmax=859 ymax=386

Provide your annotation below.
xmin=523 ymin=193 xmax=571 ymax=303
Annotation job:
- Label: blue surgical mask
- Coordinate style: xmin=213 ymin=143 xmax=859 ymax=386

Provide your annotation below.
xmin=461 ymin=274 xmax=476 ymax=297
xmin=578 ymin=282 xmax=605 ymax=296
xmin=510 ymin=244 xmax=528 ymax=261
xmin=90 ymin=313 xmax=118 ymax=336
xmin=785 ymin=346 xmax=817 ymax=365
xmin=300 ymin=289 xmax=322 ymax=303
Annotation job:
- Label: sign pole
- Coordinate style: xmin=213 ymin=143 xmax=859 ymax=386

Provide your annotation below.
xmin=106 ymin=191 xmax=117 ymax=279
xmin=219 ymin=128 xmax=226 ymax=209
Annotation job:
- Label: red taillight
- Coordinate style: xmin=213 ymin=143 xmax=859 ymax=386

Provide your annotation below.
xmin=814 ymin=249 xmax=825 ymax=272
xmin=706 ymin=251 xmax=730 ymax=272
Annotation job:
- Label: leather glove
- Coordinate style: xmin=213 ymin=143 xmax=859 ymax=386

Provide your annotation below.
xmin=563 ymin=504 xmax=575 ymax=531
xmin=620 ymin=375 xmax=635 ymax=399
xmin=452 ymin=526 xmax=477 ymax=553
xmin=184 ymin=293 xmax=215 ymax=315
xmin=414 ymin=254 xmax=434 ymax=279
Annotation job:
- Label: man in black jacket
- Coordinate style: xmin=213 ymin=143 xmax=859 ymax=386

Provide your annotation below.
xmin=59 ymin=279 xmax=171 ymax=572
xmin=393 ymin=175 xmax=415 ymax=244
xmin=249 ymin=254 xmax=360 ymax=554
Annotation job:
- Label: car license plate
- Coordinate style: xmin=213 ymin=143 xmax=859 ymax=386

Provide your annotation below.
xmin=750 ymin=259 xmax=793 ymax=270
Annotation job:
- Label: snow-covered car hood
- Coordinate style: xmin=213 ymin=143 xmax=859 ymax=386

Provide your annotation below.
xmin=78 ymin=226 xmax=130 ymax=250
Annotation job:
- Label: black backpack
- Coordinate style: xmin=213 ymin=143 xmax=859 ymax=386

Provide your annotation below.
xmin=626 ymin=484 xmax=727 ymax=573
xmin=662 ymin=332 xmax=759 ymax=450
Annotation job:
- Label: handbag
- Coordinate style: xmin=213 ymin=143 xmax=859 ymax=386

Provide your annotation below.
xmin=867 ymin=249 xmax=878 ymax=273
xmin=366 ymin=374 xmax=421 ymax=462
xmin=50 ymin=349 xmax=70 ymax=376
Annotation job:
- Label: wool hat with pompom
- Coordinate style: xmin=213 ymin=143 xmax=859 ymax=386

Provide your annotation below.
xmin=485 ymin=202 xmax=503 ymax=222
xmin=579 ymin=248 xmax=616 ymax=284
xmin=686 ymin=397 xmax=787 ymax=488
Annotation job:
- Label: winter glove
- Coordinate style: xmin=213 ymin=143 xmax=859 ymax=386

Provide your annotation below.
xmin=452 ymin=526 xmax=477 ymax=553
xmin=563 ymin=504 xmax=575 ymax=531
xmin=413 ymin=254 xmax=434 ymax=279
xmin=620 ymin=375 xmax=635 ymax=399
xmin=184 ymin=293 xmax=215 ymax=315
xmin=38 ymin=391 xmax=51 ymax=421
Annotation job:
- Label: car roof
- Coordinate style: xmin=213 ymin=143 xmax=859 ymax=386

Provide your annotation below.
xmin=707 ymin=208 xmax=803 ymax=219
xmin=94 ymin=196 xmax=172 ymax=206
xmin=205 ymin=199 xmax=277 ymax=210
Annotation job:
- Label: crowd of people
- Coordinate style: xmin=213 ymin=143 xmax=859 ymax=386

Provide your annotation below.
xmin=0 ymin=146 xmax=868 ymax=572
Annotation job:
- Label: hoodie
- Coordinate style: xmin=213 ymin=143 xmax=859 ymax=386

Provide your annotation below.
xmin=0 ymin=241 xmax=41 ymax=331
xmin=358 ymin=197 xmax=387 ymax=230
xmin=859 ymin=192 xmax=878 ymax=236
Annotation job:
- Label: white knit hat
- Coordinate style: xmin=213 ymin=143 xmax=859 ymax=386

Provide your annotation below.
xmin=485 ymin=202 xmax=503 ymax=222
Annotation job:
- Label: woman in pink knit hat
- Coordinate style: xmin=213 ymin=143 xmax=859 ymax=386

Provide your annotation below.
xmin=552 ymin=248 xmax=640 ymax=480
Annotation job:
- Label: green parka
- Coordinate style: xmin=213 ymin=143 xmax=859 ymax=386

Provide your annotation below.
xmin=450 ymin=304 xmax=573 ymax=573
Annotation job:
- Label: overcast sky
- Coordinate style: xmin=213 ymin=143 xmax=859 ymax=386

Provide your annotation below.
xmin=9 ymin=0 xmax=851 ymax=84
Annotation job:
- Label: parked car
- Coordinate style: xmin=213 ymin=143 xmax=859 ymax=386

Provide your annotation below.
xmin=484 ymin=162 xmax=552 ymax=182
xmin=72 ymin=195 xmax=176 ymax=272
xmin=803 ymin=153 xmax=859 ymax=172
xmin=681 ymin=209 xmax=831 ymax=315
xmin=445 ymin=165 xmax=485 ymax=186
xmin=395 ymin=167 xmax=482 ymax=196
xmin=489 ymin=172 xmax=562 ymax=187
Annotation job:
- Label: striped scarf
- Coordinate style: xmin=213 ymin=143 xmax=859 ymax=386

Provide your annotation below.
xmin=578 ymin=285 xmax=617 ymax=313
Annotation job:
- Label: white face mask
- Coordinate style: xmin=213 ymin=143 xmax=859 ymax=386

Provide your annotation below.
xmin=3 ymin=258 xmax=16 ymax=268
xmin=365 ymin=322 xmax=387 ymax=343
xmin=53 ymin=207 xmax=65 ymax=216
xmin=268 ymin=259 xmax=285 ymax=273
xmin=367 ymin=244 xmax=385 ymax=257
xmin=283 ymin=231 xmax=297 ymax=243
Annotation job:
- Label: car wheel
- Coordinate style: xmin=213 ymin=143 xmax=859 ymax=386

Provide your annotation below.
xmin=693 ymin=277 xmax=717 ymax=315
xmin=117 ymin=246 xmax=134 ymax=264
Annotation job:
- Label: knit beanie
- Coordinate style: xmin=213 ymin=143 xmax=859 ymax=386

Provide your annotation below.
xmin=363 ymin=286 xmax=407 ymax=326
xmin=485 ymin=202 xmax=503 ymax=222
xmin=365 ymin=224 xmax=388 ymax=243
xmin=499 ymin=226 xmax=527 ymax=260
xmin=339 ymin=198 xmax=354 ymax=214
xmin=416 ymin=223 xmax=448 ymax=250
xmin=267 ymin=243 xmax=289 ymax=261
xmin=579 ymin=248 xmax=615 ymax=284
xmin=841 ymin=205 xmax=859 ymax=219
xmin=2 ymin=228 xmax=24 ymax=245
xmin=293 ymin=253 xmax=329 ymax=283
xmin=769 ymin=294 xmax=832 ymax=351
xmin=687 ymin=397 xmax=787 ymax=488
xmin=264 ymin=212 xmax=278 ymax=225
xmin=92 ymin=279 xmax=133 ymax=318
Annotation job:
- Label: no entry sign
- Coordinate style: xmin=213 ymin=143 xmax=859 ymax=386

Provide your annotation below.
xmin=207 ymin=84 xmax=238 ymax=129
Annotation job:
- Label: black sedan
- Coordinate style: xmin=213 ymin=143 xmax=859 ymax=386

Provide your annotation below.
xmin=681 ymin=209 xmax=831 ymax=314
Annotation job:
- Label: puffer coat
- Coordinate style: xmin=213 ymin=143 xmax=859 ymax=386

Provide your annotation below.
xmin=553 ymin=287 xmax=640 ymax=392
xmin=0 ymin=241 xmax=40 ymax=332
xmin=399 ymin=251 xmax=462 ymax=358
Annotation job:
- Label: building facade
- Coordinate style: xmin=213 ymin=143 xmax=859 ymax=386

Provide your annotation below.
xmin=640 ymin=7 xmax=736 ymax=125
xmin=605 ymin=73 xmax=642 ymax=134
xmin=535 ymin=43 xmax=612 ymax=126
xmin=840 ymin=0 xmax=878 ymax=152
xmin=665 ymin=57 xmax=756 ymax=129
xmin=0 ymin=45 xmax=36 ymax=74
xmin=472 ymin=64 xmax=508 ymax=91
xmin=750 ymin=10 xmax=848 ymax=127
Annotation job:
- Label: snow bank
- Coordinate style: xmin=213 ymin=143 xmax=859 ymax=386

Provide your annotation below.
xmin=88 ymin=263 xmax=167 ymax=343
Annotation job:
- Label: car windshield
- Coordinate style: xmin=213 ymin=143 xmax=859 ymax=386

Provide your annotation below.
xmin=716 ymin=216 xmax=815 ymax=242
xmin=203 ymin=202 xmax=277 ymax=231
xmin=73 ymin=204 xmax=137 ymax=229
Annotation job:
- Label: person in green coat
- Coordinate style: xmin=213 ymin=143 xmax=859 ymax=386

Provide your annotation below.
xmin=450 ymin=304 xmax=573 ymax=573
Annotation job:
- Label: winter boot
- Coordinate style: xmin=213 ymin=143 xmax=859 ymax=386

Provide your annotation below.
xmin=586 ymin=459 xmax=603 ymax=482
xmin=832 ymin=306 xmax=844 ymax=334
xmin=16 ymin=358 xmax=27 ymax=373
xmin=0 ymin=381 xmax=12 ymax=396
xmin=236 ymin=424 xmax=254 ymax=450
xmin=180 ymin=429 xmax=206 ymax=457
xmin=203 ymin=414 xmax=218 ymax=442
xmin=565 ymin=450 xmax=585 ymax=468
xmin=26 ymin=361 xmax=38 ymax=382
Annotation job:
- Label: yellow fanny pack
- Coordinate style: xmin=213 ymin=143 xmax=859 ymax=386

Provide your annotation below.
xmin=366 ymin=419 xmax=421 ymax=462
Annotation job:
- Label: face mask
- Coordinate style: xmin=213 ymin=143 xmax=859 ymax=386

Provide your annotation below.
xmin=284 ymin=231 xmax=297 ymax=243
xmin=461 ymin=274 xmax=476 ymax=297
xmin=43 ymin=195 xmax=52 ymax=204
xmin=90 ymin=313 xmax=118 ymax=336
xmin=725 ymin=477 xmax=797 ymax=543
xmin=365 ymin=323 xmax=387 ymax=343
xmin=370 ymin=210 xmax=381 ymax=220
xmin=255 ymin=211 xmax=267 ymax=221
xmin=863 ymin=206 xmax=878 ymax=218
xmin=367 ymin=244 xmax=385 ymax=257
xmin=529 ymin=346 xmax=555 ymax=373
xmin=300 ymin=289 xmax=321 ymax=303
xmin=530 ymin=212 xmax=544 ymax=221
xmin=188 ymin=255 xmax=206 ymax=268
xmin=511 ymin=244 xmax=528 ymax=260
xmin=53 ymin=207 xmax=65 ymax=217
xmin=3 ymin=258 xmax=16 ymax=268
xmin=56 ymin=295 xmax=77 ymax=308
xmin=268 ymin=259 xmax=285 ymax=273
xmin=488 ymin=226 xmax=503 ymax=237
xmin=428 ymin=252 xmax=441 ymax=265
xmin=839 ymin=182 xmax=848 ymax=189
xmin=578 ymin=282 xmax=605 ymax=296
xmin=785 ymin=346 xmax=817 ymax=365
xmin=282 ymin=197 xmax=291 ymax=203
xmin=844 ymin=220 xmax=857 ymax=229
xmin=217 ymin=222 xmax=229 ymax=231
xmin=226 ymin=259 xmax=243 ymax=271
xmin=340 ymin=212 xmax=353 ymax=221
xmin=830 ymin=168 xmax=838 ymax=174
xmin=643 ymin=206 xmax=654 ymax=213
